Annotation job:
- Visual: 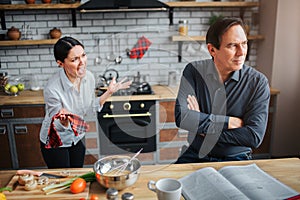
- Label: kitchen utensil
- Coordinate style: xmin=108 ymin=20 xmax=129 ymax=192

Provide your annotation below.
xmin=16 ymin=169 xmax=68 ymax=179
xmin=115 ymin=37 xmax=122 ymax=64
xmin=95 ymin=38 xmax=102 ymax=65
xmin=112 ymin=148 xmax=143 ymax=175
xmin=106 ymin=36 xmax=116 ymax=62
xmin=93 ymin=155 xmax=141 ymax=190
xmin=102 ymin=68 xmax=119 ymax=85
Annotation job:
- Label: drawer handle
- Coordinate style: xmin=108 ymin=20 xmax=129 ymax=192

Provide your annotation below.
xmin=15 ymin=125 xmax=28 ymax=134
xmin=1 ymin=108 xmax=14 ymax=118
xmin=0 ymin=126 xmax=6 ymax=134
xmin=103 ymin=112 xmax=152 ymax=118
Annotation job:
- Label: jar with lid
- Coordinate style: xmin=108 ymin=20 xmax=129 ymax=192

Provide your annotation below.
xmin=121 ymin=192 xmax=134 ymax=200
xmin=178 ymin=20 xmax=188 ymax=36
xmin=106 ymin=188 xmax=118 ymax=200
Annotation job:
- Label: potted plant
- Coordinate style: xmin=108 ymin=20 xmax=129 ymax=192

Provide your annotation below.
xmin=209 ymin=14 xmax=223 ymax=25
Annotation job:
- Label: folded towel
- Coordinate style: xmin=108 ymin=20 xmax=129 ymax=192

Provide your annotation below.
xmin=129 ymin=36 xmax=152 ymax=59
xmin=45 ymin=113 xmax=89 ymax=148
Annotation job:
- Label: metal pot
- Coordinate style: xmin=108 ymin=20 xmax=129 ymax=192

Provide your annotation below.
xmin=93 ymin=155 xmax=141 ymax=190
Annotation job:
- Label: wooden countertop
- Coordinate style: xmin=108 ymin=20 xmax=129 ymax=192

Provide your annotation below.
xmin=0 ymin=85 xmax=280 ymax=106
xmin=0 ymin=158 xmax=299 ymax=199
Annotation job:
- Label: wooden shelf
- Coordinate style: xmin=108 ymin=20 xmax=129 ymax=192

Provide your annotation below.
xmin=172 ymin=34 xmax=264 ymax=62
xmin=172 ymin=34 xmax=264 ymax=42
xmin=0 ymin=39 xmax=58 ymax=46
xmin=0 ymin=3 xmax=80 ymax=10
xmin=0 ymin=3 xmax=80 ymax=29
xmin=165 ymin=1 xmax=259 ymax=8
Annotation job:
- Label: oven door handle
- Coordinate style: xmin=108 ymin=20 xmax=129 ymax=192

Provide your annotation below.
xmin=102 ymin=112 xmax=152 ymax=118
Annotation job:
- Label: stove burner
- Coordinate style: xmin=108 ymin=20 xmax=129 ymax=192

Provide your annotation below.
xmin=97 ymin=82 xmax=153 ymax=96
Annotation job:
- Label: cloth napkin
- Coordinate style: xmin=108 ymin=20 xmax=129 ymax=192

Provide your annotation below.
xmin=129 ymin=36 xmax=152 ymax=59
xmin=45 ymin=113 xmax=89 ymax=148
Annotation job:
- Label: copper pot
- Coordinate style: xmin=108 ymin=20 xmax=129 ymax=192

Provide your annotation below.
xmin=7 ymin=26 xmax=21 ymax=40
xmin=49 ymin=27 xmax=62 ymax=39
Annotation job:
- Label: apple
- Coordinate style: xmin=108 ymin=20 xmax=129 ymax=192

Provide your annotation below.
xmin=17 ymin=83 xmax=25 ymax=91
xmin=9 ymin=85 xmax=18 ymax=94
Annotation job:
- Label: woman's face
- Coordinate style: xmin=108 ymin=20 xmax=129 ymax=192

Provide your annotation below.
xmin=58 ymin=45 xmax=87 ymax=83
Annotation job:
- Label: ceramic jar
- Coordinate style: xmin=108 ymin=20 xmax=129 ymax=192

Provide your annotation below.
xmin=25 ymin=0 xmax=35 ymax=4
xmin=7 ymin=26 xmax=21 ymax=40
xmin=49 ymin=27 xmax=62 ymax=39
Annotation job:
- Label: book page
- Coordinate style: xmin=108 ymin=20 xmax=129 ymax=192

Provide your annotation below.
xmin=219 ymin=164 xmax=299 ymax=200
xmin=179 ymin=167 xmax=250 ymax=200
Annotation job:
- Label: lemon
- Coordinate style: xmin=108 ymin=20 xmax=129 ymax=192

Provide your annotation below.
xmin=9 ymin=85 xmax=18 ymax=94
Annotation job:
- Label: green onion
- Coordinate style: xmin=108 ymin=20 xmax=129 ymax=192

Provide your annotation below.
xmin=42 ymin=171 xmax=96 ymax=195
xmin=0 ymin=187 xmax=12 ymax=193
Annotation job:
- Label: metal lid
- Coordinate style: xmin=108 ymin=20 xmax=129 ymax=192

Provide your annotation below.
xmin=178 ymin=20 xmax=188 ymax=24
xmin=121 ymin=192 xmax=134 ymax=200
xmin=106 ymin=187 xmax=118 ymax=198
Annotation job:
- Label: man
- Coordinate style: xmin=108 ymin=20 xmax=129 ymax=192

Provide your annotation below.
xmin=175 ymin=17 xmax=270 ymax=163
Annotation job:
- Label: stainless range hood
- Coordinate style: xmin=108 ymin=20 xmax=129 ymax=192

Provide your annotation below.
xmin=78 ymin=0 xmax=169 ymax=12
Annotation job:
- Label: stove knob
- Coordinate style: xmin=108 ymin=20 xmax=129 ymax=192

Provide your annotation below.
xmin=123 ymin=102 xmax=131 ymax=111
xmin=140 ymin=103 xmax=145 ymax=108
xmin=109 ymin=104 xmax=114 ymax=110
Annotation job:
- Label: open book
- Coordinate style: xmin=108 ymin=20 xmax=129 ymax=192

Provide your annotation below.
xmin=179 ymin=164 xmax=299 ymax=200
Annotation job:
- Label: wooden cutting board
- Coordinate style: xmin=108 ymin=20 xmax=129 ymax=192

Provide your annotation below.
xmin=3 ymin=169 xmax=91 ymax=200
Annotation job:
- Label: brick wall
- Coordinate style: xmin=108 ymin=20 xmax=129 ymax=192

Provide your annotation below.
xmin=0 ymin=0 xmax=259 ymax=88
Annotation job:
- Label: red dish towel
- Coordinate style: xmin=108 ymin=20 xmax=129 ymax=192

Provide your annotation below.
xmin=45 ymin=113 xmax=89 ymax=149
xmin=129 ymin=36 xmax=152 ymax=59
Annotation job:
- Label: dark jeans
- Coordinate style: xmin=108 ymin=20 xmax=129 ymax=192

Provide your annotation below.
xmin=40 ymin=139 xmax=86 ymax=168
xmin=175 ymin=145 xmax=252 ymax=164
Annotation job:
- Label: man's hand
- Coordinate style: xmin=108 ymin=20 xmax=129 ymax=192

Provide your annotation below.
xmin=228 ymin=116 xmax=243 ymax=129
xmin=187 ymin=95 xmax=200 ymax=112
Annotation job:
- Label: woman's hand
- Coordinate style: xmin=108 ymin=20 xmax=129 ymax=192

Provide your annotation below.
xmin=100 ymin=77 xmax=132 ymax=106
xmin=58 ymin=108 xmax=70 ymax=127
xmin=107 ymin=77 xmax=132 ymax=94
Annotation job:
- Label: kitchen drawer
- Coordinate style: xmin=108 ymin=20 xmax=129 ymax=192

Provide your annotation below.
xmin=14 ymin=123 xmax=46 ymax=168
xmin=0 ymin=105 xmax=45 ymax=119
xmin=159 ymin=128 xmax=188 ymax=142
xmin=0 ymin=124 xmax=12 ymax=169
xmin=159 ymin=101 xmax=175 ymax=123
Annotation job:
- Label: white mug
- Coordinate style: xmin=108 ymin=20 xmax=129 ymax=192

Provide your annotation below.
xmin=148 ymin=178 xmax=182 ymax=200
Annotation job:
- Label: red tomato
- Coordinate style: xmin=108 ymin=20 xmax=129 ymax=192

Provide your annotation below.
xmin=90 ymin=194 xmax=99 ymax=200
xmin=70 ymin=178 xmax=86 ymax=194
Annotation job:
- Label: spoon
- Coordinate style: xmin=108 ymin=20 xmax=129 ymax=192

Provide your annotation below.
xmin=95 ymin=38 xmax=102 ymax=65
xmin=115 ymin=37 xmax=122 ymax=64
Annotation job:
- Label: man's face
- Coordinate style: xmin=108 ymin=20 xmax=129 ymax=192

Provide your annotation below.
xmin=210 ymin=24 xmax=248 ymax=75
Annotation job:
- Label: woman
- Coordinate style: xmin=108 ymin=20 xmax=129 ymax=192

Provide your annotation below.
xmin=40 ymin=36 xmax=131 ymax=168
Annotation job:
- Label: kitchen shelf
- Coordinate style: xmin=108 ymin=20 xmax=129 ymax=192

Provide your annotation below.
xmin=0 ymin=3 xmax=80 ymax=29
xmin=0 ymin=39 xmax=58 ymax=46
xmin=172 ymin=34 xmax=264 ymax=62
xmin=166 ymin=1 xmax=259 ymax=25
xmin=165 ymin=1 xmax=259 ymax=8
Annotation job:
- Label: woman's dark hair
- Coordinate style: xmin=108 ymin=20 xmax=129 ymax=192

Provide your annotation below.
xmin=54 ymin=36 xmax=84 ymax=62
xmin=206 ymin=17 xmax=246 ymax=50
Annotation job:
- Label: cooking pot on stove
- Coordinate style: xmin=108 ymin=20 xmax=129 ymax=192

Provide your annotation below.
xmin=134 ymin=82 xmax=152 ymax=95
xmin=98 ymin=68 xmax=119 ymax=87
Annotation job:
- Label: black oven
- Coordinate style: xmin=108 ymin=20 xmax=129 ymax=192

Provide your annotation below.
xmin=97 ymin=100 xmax=156 ymax=155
